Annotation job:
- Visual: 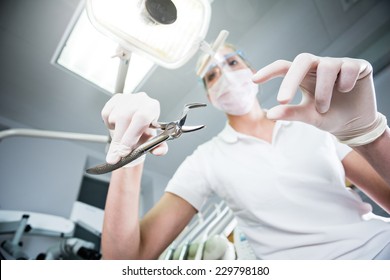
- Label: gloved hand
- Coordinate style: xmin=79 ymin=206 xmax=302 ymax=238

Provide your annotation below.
xmin=252 ymin=53 xmax=387 ymax=146
xmin=101 ymin=92 xmax=168 ymax=167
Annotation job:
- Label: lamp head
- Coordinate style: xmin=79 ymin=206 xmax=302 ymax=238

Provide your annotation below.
xmin=86 ymin=0 xmax=211 ymax=69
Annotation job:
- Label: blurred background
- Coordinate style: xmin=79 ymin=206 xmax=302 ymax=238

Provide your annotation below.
xmin=0 ymin=0 xmax=389 ymax=259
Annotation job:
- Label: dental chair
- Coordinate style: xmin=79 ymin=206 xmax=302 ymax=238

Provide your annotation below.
xmin=0 ymin=201 xmax=103 ymax=260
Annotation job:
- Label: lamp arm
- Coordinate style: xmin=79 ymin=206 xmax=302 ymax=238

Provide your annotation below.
xmin=0 ymin=128 xmax=108 ymax=143
xmin=113 ymin=45 xmax=132 ymax=94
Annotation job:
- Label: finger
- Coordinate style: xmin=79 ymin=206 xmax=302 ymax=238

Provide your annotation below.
xmin=266 ymin=105 xmax=298 ymax=120
xmin=266 ymin=104 xmax=315 ymax=125
xmin=108 ymin=111 xmax=132 ymax=144
xmin=278 ymin=53 xmax=318 ymax=104
xmin=357 ymin=59 xmax=373 ymax=79
xmin=106 ymin=141 xmax=124 ymax=164
xmin=150 ymin=142 xmax=169 ymax=156
xmin=101 ymin=94 xmax=121 ymax=129
xmin=251 ymin=60 xmax=291 ymax=83
xmin=105 ymin=115 xmax=132 ymax=164
xmin=120 ymin=111 xmax=156 ymax=149
xmin=106 ymin=121 xmax=156 ymax=164
xmin=314 ymin=58 xmax=340 ymax=113
xmin=336 ymin=60 xmax=361 ymax=92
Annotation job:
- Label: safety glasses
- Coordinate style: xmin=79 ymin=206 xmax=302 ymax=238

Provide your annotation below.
xmin=202 ymin=50 xmax=249 ymax=88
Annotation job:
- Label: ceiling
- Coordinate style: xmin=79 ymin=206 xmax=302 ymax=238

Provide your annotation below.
xmin=0 ymin=0 xmax=390 ymax=179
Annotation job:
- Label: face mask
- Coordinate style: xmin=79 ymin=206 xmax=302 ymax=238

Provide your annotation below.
xmin=207 ymin=68 xmax=259 ymax=116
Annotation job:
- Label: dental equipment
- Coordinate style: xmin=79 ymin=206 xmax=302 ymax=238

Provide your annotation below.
xmin=86 ymin=0 xmax=211 ymax=69
xmin=86 ymin=1 xmax=229 ymax=96
xmin=161 ymin=201 xmax=223 ymax=260
xmin=144 ymin=0 xmax=177 ymax=25
xmin=0 ymin=211 xmax=76 ymax=260
xmin=86 ymin=103 xmax=206 ymax=174
xmin=39 ymin=237 xmax=101 ymax=260
xmin=0 ymin=210 xmax=75 ymax=238
xmin=1 ymin=214 xmax=30 ymax=259
xmin=176 ymin=201 xmax=226 ymax=260
xmin=194 ymin=206 xmax=235 ymax=260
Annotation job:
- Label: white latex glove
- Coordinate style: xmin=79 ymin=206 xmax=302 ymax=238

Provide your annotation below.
xmin=252 ymin=53 xmax=387 ymax=146
xmin=101 ymin=92 xmax=168 ymax=167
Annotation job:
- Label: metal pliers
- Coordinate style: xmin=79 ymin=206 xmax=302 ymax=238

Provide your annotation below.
xmin=86 ymin=103 xmax=206 ymax=175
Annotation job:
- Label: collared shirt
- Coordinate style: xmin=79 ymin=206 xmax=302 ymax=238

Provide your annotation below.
xmin=166 ymin=121 xmax=390 ymax=259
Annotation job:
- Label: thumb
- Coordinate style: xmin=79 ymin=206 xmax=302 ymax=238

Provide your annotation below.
xmin=266 ymin=104 xmax=314 ymax=124
xmin=106 ymin=141 xmax=125 ymax=164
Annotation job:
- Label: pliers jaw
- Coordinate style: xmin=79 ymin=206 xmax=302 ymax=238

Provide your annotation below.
xmin=158 ymin=103 xmax=206 ymax=137
xmin=181 ymin=124 xmax=205 ymax=133
xmin=173 ymin=103 xmax=207 ymax=138
xmin=178 ymin=103 xmax=207 ymax=127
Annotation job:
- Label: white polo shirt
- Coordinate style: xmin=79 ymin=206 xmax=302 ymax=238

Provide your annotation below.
xmin=166 ymin=121 xmax=390 ymax=259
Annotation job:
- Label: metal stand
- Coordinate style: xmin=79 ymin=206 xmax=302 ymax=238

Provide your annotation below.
xmin=113 ymin=46 xmax=132 ymax=93
xmin=1 ymin=215 xmax=30 ymax=259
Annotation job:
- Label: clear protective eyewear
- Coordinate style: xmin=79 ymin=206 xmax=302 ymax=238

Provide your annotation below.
xmin=201 ymin=50 xmax=249 ymax=88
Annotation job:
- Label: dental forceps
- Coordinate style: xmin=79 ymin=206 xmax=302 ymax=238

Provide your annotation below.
xmin=86 ymin=103 xmax=206 ymax=175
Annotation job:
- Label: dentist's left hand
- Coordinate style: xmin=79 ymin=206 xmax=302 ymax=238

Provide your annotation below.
xmin=252 ymin=53 xmax=386 ymax=146
xmin=101 ymin=92 xmax=168 ymax=167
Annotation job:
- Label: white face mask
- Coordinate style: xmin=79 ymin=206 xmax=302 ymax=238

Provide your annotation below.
xmin=207 ymin=68 xmax=259 ymax=116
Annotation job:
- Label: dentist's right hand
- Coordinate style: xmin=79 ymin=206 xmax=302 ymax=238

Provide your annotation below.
xmin=101 ymin=92 xmax=168 ymax=166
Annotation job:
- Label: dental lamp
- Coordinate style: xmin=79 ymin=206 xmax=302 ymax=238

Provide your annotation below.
xmin=86 ymin=0 xmax=211 ymax=68
xmin=85 ymin=0 xmax=215 ymax=93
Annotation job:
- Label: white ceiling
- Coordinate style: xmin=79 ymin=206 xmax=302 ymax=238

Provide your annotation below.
xmin=0 ymin=0 xmax=390 ymax=178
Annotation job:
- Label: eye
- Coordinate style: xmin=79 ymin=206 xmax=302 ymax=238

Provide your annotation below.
xmin=205 ymin=72 xmax=216 ymax=82
xmin=228 ymin=59 xmax=238 ymax=66
xmin=205 ymin=67 xmax=219 ymax=83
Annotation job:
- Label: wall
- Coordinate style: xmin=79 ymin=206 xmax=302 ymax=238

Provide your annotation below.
xmin=0 ymin=116 xmax=170 ymax=219
xmin=0 ymin=118 xmax=87 ymax=218
xmin=374 ymin=64 xmax=390 ymax=118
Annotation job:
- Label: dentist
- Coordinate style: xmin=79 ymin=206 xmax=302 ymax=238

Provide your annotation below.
xmin=100 ymin=44 xmax=390 ymax=260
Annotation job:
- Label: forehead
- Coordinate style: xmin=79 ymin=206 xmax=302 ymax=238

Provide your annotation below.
xmin=211 ymin=46 xmax=239 ymax=65
xmin=216 ymin=46 xmax=236 ymax=57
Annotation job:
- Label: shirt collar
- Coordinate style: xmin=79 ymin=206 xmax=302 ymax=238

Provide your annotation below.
xmin=219 ymin=122 xmax=239 ymax=143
